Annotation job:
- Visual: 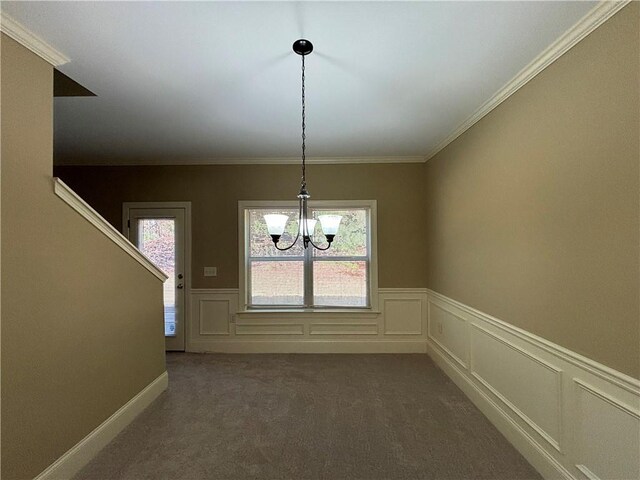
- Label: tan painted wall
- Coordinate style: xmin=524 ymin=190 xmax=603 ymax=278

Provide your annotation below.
xmin=1 ymin=35 xmax=166 ymax=479
xmin=54 ymin=163 xmax=428 ymax=289
xmin=423 ymin=4 xmax=639 ymax=378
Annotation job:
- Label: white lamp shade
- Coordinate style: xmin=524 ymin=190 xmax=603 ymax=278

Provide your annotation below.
xmin=318 ymin=215 xmax=342 ymax=235
xmin=299 ymin=218 xmax=317 ymax=235
xmin=264 ymin=214 xmax=288 ymax=235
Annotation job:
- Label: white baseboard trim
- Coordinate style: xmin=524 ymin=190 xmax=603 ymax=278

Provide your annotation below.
xmin=34 ymin=371 xmax=169 ymax=480
xmin=188 ymin=340 xmax=427 ymax=354
xmin=425 ymin=289 xmax=640 ymax=480
xmin=428 ymin=343 xmax=572 ymax=480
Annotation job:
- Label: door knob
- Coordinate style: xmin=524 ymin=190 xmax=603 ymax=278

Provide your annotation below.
xmin=177 ymin=283 xmax=184 ymax=289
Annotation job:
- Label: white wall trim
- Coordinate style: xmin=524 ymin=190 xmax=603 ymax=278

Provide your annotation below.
xmin=309 ymin=322 xmax=379 ymax=336
xmin=0 ymin=12 xmax=69 ymax=66
xmin=428 ymin=344 xmax=574 ymax=480
xmin=188 ymin=340 xmax=427 ymax=354
xmin=53 ymin=178 xmax=168 ymax=282
xmin=236 ymin=310 xmax=380 ymax=319
xmin=575 ymin=465 xmax=600 ymax=480
xmin=188 ymin=288 xmax=428 ymax=353
xmin=56 ymin=156 xmax=426 ymax=167
xmin=427 ymin=301 xmax=469 ymax=369
xmin=378 ymin=287 xmax=428 ymax=295
xmin=424 ymin=0 xmax=631 ymax=162
xmin=192 ymin=288 xmax=426 ymax=296
xmin=469 ymin=323 xmax=564 ymax=453
xmin=426 ymin=289 xmax=640 ymax=480
xmin=426 ymin=289 xmax=639 ymax=395
xmin=573 ymin=378 xmax=640 ymax=420
xmin=34 ymin=371 xmax=168 ymax=480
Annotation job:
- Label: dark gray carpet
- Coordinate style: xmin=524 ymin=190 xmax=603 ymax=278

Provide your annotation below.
xmin=75 ymin=353 xmax=541 ymax=480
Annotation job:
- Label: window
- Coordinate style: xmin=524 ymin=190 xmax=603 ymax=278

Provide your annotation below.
xmin=239 ymin=201 xmax=377 ymax=310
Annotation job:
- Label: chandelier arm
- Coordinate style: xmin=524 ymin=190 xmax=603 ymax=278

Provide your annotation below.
xmin=273 ymin=231 xmax=300 ymax=251
xmin=306 ymin=236 xmax=332 ymax=251
xmin=272 ymin=197 xmax=304 ymax=251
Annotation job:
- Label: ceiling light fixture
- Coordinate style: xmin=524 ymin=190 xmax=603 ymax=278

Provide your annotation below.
xmin=264 ymin=39 xmax=342 ymax=251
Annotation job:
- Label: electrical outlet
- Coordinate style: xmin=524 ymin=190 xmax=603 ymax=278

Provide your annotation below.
xmin=204 ymin=266 xmax=217 ymax=277
xmin=437 ymin=322 xmax=443 ymax=334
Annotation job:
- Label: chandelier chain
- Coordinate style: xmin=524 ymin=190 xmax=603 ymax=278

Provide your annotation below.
xmin=301 ymin=53 xmax=306 ymax=191
xmin=265 ymin=39 xmax=338 ymax=252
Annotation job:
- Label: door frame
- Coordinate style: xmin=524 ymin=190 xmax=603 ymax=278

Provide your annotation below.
xmin=122 ymin=201 xmax=192 ymax=351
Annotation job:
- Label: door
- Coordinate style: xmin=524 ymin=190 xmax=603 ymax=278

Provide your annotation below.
xmin=124 ymin=204 xmax=190 ymax=351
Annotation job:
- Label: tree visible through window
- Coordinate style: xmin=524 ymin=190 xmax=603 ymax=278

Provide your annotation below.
xmin=245 ymin=205 xmax=371 ymax=308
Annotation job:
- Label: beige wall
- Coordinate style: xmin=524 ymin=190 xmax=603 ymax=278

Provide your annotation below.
xmin=423 ymin=4 xmax=639 ymax=378
xmin=1 ymin=35 xmax=166 ymax=479
xmin=54 ymin=163 xmax=428 ymax=289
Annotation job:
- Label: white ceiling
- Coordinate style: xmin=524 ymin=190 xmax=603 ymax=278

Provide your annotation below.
xmin=1 ymin=1 xmax=597 ymax=165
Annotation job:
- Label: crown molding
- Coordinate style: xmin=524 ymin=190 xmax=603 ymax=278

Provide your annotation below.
xmin=196 ymin=156 xmax=426 ymax=166
xmin=0 ymin=12 xmax=69 ymax=66
xmin=423 ymin=0 xmax=631 ymax=162
xmin=54 ymin=156 xmax=426 ymax=167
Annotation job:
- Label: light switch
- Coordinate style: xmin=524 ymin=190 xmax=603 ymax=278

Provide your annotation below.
xmin=204 ymin=267 xmax=217 ymax=277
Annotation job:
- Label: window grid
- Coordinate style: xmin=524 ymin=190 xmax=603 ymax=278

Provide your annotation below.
xmin=245 ymin=205 xmax=371 ymax=309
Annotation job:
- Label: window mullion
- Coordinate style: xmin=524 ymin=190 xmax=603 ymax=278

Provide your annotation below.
xmin=304 ymin=244 xmax=313 ymax=307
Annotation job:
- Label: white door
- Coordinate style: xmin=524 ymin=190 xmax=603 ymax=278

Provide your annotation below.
xmin=124 ymin=204 xmax=190 ymax=351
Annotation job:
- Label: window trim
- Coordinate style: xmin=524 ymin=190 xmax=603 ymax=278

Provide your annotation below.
xmin=238 ymin=200 xmax=378 ymax=312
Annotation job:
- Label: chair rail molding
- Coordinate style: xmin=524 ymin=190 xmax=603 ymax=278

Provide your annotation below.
xmin=53 ymin=178 xmax=167 ymax=282
xmin=425 ymin=288 xmax=640 ymax=480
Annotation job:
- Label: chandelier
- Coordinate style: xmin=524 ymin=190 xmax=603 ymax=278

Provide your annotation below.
xmin=264 ymin=39 xmax=342 ymax=251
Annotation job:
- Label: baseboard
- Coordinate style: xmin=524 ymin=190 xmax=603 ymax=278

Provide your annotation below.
xmin=34 ymin=371 xmax=169 ymax=480
xmin=188 ymin=340 xmax=427 ymax=354
xmin=427 ymin=342 xmax=572 ymax=479
xmin=425 ymin=289 xmax=640 ymax=480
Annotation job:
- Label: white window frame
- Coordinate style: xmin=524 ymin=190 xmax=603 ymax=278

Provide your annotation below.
xmin=238 ymin=200 xmax=378 ymax=312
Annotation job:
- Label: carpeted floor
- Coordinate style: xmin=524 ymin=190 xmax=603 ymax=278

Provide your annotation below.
xmin=75 ymin=353 xmax=541 ymax=479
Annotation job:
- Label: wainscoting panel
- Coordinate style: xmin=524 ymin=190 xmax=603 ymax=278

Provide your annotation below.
xmin=188 ymin=288 xmax=427 ymax=353
xmin=235 ymin=323 xmax=305 ymax=335
xmin=426 ymin=289 xmax=640 ymax=480
xmin=470 ymin=324 xmax=563 ymax=452
xmin=383 ymin=297 xmax=423 ymax=335
xmin=189 ymin=288 xmax=639 ymax=480
xmin=573 ymin=379 xmax=640 ymax=480
xmin=199 ymin=299 xmax=230 ymax=335
xmin=427 ymin=301 xmax=469 ymax=369
xmin=309 ymin=322 xmax=379 ymax=335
